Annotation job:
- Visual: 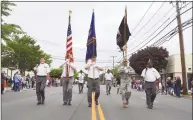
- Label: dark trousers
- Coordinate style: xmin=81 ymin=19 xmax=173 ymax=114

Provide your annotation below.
xmin=174 ymin=85 xmax=177 ymax=95
xmin=176 ymin=87 xmax=181 ymax=97
xmin=36 ymin=76 xmax=47 ymax=102
xmin=87 ymin=78 xmax=100 ymax=104
xmin=78 ymin=83 xmax=84 ymax=93
xmin=32 ymin=81 xmax=35 ymax=88
xmin=14 ymin=82 xmax=20 ymax=92
xmin=145 ymin=81 xmax=156 ymax=107
xmin=1 ymin=84 xmax=4 ymax=94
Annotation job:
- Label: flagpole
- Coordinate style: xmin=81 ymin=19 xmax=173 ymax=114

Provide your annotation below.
xmin=92 ymin=9 xmax=96 ymax=120
xmin=66 ymin=10 xmax=72 ymax=80
xmin=92 ymin=9 xmax=95 ymax=79
xmin=124 ymin=6 xmax=127 ymax=60
xmin=69 ymin=10 xmax=72 ymax=61
xmin=69 ymin=10 xmax=72 ymax=29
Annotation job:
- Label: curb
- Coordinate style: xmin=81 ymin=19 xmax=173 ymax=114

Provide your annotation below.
xmin=4 ymin=88 xmax=35 ymax=92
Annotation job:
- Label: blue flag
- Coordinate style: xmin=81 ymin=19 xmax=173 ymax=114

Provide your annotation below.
xmin=85 ymin=11 xmax=97 ymax=63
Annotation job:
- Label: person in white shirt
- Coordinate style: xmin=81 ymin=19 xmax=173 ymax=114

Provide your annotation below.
xmin=34 ymin=57 xmax=50 ymax=105
xmin=141 ymin=59 xmax=161 ymax=109
xmin=105 ymin=69 xmax=113 ymax=95
xmin=85 ymin=57 xmax=104 ymax=107
xmin=61 ymin=55 xmax=76 ymax=106
xmin=78 ymin=70 xmax=85 ymax=94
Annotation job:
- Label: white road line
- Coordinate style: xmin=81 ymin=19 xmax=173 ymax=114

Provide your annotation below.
xmin=141 ymin=97 xmax=158 ymax=103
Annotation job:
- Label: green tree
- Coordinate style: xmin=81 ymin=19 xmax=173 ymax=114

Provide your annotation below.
xmin=1 ymin=0 xmax=16 ymax=18
xmin=1 ymin=23 xmax=24 ymax=41
xmin=1 ymin=35 xmax=52 ymax=72
xmin=1 ymin=43 xmax=16 ymax=68
xmin=74 ymin=71 xmax=79 ymax=80
xmin=50 ymin=68 xmax=63 ymax=78
xmin=111 ymin=67 xmax=119 ymax=78
xmin=129 ymin=46 xmax=169 ymax=75
xmin=73 ymin=70 xmax=87 ymax=80
xmin=1 ymin=1 xmax=24 ymax=41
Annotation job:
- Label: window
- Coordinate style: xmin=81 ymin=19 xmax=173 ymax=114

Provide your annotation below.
xmin=188 ymin=68 xmax=191 ymax=71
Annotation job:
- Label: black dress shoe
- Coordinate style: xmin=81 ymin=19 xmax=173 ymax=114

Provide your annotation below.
xmin=151 ymin=103 xmax=153 ymax=108
xmin=37 ymin=102 xmax=41 ymax=105
xmin=63 ymin=102 xmax=67 ymax=105
xmin=88 ymin=104 xmax=92 ymax=107
xmin=148 ymin=105 xmax=152 ymax=109
xmin=95 ymin=101 xmax=98 ymax=105
xmin=67 ymin=102 xmax=71 ymax=105
xmin=41 ymin=101 xmax=44 ymax=105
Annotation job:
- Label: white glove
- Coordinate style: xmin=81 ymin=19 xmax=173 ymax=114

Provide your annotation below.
xmin=87 ymin=59 xmax=92 ymax=64
xmin=124 ymin=67 xmax=127 ymax=71
xmin=90 ymin=62 xmax=96 ymax=66
xmin=124 ymin=67 xmax=129 ymax=73
xmin=33 ymin=67 xmax=37 ymax=71
xmin=34 ymin=64 xmax=38 ymax=71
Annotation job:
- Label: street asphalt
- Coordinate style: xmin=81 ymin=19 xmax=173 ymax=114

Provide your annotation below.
xmin=2 ymin=85 xmax=192 ymax=120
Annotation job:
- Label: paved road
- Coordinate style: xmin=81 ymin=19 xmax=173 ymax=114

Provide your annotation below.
xmin=2 ymin=85 xmax=192 ymax=120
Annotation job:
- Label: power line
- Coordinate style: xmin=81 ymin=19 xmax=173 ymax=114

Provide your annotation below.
xmin=128 ymin=6 xmax=175 ymax=48
xmin=128 ymin=17 xmax=171 ymax=52
xmin=127 ymin=18 xmax=192 ymax=62
xmin=130 ymin=2 xmax=166 ymax=39
xmin=128 ymin=6 xmax=192 ymax=55
xmin=131 ymin=1 xmax=155 ymax=33
xmin=36 ymin=39 xmax=120 ymax=53
xmin=152 ymin=18 xmax=192 ymax=47
xmin=52 ymin=56 xmax=112 ymax=62
xmin=128 ymin=2 xmax=190 ymax=51
xmin=52 ymin=57 xmax=113 ymax=63
xmin=110 ymin=56 xmax=117 ymax=69
xmin=115 ymin=3 xmax=192 ymax=64
xmin=118 ymin=16 xmax=192 ymax=64
xmin=118 ymin=3 xmax=175 ymax=63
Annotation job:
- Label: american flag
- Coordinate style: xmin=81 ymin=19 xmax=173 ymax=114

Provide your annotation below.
xmin=66 ymin=15 xmax=74 ymax=62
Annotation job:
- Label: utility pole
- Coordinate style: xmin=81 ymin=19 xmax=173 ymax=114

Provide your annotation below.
xmin=173 ymin=1 xmax=188 ymax=94
xmin=110 ymin=56 xmax=117 ymax=78
xmin=110 ymin=56 xmax=117 ymax=69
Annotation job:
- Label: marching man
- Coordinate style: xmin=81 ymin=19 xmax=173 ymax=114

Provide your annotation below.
xmin=105 ymin=69 xmax=113 ymax=95
xmin=118 ymin=58 xmax=132 ymax=108
xmin=34 ymin=57 xmax=50 ymax=105
xmin=141 ymin=59 xmax=161 ymax=109
xmin=61 ymin=54 xmax=76 ymax=106
xmin=78 ymin=70 xmax=85 ymax=94
xmin=85 ymin=57 xmax=104 ymax=107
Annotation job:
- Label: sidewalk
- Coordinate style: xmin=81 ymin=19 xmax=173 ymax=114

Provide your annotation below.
xmin=5 ymin=87 xmax=35 ymax=92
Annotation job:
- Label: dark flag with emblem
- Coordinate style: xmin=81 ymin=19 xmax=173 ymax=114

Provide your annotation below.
xmin=85 ymin=10 xmax=97 ymax=63
xmin=116 ymin=8 xmax=131 ymax=51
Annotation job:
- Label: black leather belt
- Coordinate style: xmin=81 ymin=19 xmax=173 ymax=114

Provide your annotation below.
xmin=89 ymin=78 xmax=99 ymax=80
xmin=145 ymin=81 xmax=155 ymax=83
xmin=63 ymin=76 xmax=73 ymax=78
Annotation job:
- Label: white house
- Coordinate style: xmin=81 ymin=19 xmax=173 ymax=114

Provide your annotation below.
xmin=164 ymin=54 xmax=192 ymax=82
xmin=1 ymin=68 xmax=34 ymax=79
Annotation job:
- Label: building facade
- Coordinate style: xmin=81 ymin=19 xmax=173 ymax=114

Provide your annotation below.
xmin=164 ymin=54 xmax=192 ymax=82
xmin=1 ymin=68 xmax=34 ymax=79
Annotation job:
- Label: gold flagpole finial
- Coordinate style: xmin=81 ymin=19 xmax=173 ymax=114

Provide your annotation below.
xmin=69 ymin=10 xmax=72 ymax=14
